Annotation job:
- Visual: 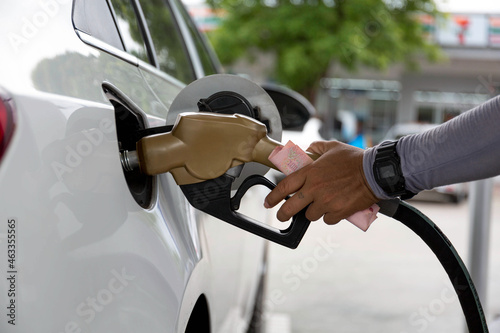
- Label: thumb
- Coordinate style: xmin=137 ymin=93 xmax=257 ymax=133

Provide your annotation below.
xmin=306 ymin=140 xmax=337 ymax=155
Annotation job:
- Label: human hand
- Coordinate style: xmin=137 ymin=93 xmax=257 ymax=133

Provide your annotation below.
xmin=264 ymin=140 xmax=379 ymax=225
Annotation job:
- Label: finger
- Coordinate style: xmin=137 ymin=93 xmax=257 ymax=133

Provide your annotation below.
xmin=264 ymin=172 xmax=305 ymax=208
xmin=322 ymin=212 xmax=342 ymax=225
xmin=306 ymin=140 xmax=334 ymax=155
xmin=276 ymin=190 xmax=312 ymax=222
xmin=305 ymin=202 xmax=326 ymax=222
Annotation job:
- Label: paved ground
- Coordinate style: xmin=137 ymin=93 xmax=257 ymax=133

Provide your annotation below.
xmin=264 ymin=186 xmax=500 ymax=333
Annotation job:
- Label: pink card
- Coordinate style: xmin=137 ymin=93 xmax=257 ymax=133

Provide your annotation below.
xmin=268 ymin=140 xmax=313 ymax=175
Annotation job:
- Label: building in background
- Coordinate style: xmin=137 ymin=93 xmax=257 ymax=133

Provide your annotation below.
xmin=185 ymin=5 xmax=500 ymax=144
xmin=317 ymin=13 xmax=500 ymax=144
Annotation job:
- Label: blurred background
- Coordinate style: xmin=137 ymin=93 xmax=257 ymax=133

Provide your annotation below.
xmin=183 ymin=0 xmax=500 ymax=331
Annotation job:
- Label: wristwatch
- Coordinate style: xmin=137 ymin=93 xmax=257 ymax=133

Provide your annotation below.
xmin=373 ymin=140 xmax=415 ymax=199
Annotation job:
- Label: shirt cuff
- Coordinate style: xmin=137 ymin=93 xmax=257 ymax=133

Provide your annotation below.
xmin=363 ymin=147 xmax=393 ymax=200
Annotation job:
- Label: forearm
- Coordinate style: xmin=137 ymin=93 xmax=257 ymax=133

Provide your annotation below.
xmin=364 ymin=95 xmax=500 ymax=199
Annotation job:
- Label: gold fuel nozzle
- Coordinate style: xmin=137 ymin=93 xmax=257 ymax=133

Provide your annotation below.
xmin=129 ymin=112 xmax=284 ymax=185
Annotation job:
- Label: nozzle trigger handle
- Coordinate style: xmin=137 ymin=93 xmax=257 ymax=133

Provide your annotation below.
xmin=180 ymin=174 xmax=310 ymax=249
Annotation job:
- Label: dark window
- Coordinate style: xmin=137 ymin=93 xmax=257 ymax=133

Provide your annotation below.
xmin=138 ymin=0 xmax=196 ymax=83
xmin=73 ymin=0 xmax=124 ymax=51
xmin=174 ymin=0 xmax=219 ymax=76
xmin=417 ymin=106 xmax=434 ymax=123
xmin=109 ymin=0 xmax=150 ymax=64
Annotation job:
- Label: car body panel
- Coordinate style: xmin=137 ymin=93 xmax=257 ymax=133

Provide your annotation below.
xmin=0 ymin=92 xmax=189 ymax=332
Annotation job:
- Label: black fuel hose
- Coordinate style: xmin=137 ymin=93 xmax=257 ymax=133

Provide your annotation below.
xmin=379 ymin=199 xmax=489 ymax=332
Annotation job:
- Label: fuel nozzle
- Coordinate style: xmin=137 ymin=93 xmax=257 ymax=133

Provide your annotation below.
xmin=118 ymin=111 xmax=314 ymax=249
xmin=122 ymin=112 xmax=289 ymax=185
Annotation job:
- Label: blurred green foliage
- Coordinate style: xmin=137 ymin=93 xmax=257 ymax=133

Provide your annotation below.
xmin=207 ymin=0 xmax=443 ymax=98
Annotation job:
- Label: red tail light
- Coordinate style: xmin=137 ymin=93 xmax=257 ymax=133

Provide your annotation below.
xmin=0 ymin=90 xmax=15 ymax=163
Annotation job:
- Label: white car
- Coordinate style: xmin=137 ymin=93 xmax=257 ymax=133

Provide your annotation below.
xmin=0 ymin=1 xmax=311 ymax=332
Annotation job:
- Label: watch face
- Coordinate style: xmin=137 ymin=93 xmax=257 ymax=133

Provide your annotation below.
xmin=374 ymin=141 xmax=408 ymax=196
xmin=380 ymin=164 xmax=396 ymax=178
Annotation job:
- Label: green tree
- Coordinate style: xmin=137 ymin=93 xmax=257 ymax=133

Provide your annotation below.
xmin=208 ymin=0 xmax=442 ymax=99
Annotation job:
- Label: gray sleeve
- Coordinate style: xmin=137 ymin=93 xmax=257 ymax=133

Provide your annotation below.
xmin=363 ymin=95 xmax=500 ymax=199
